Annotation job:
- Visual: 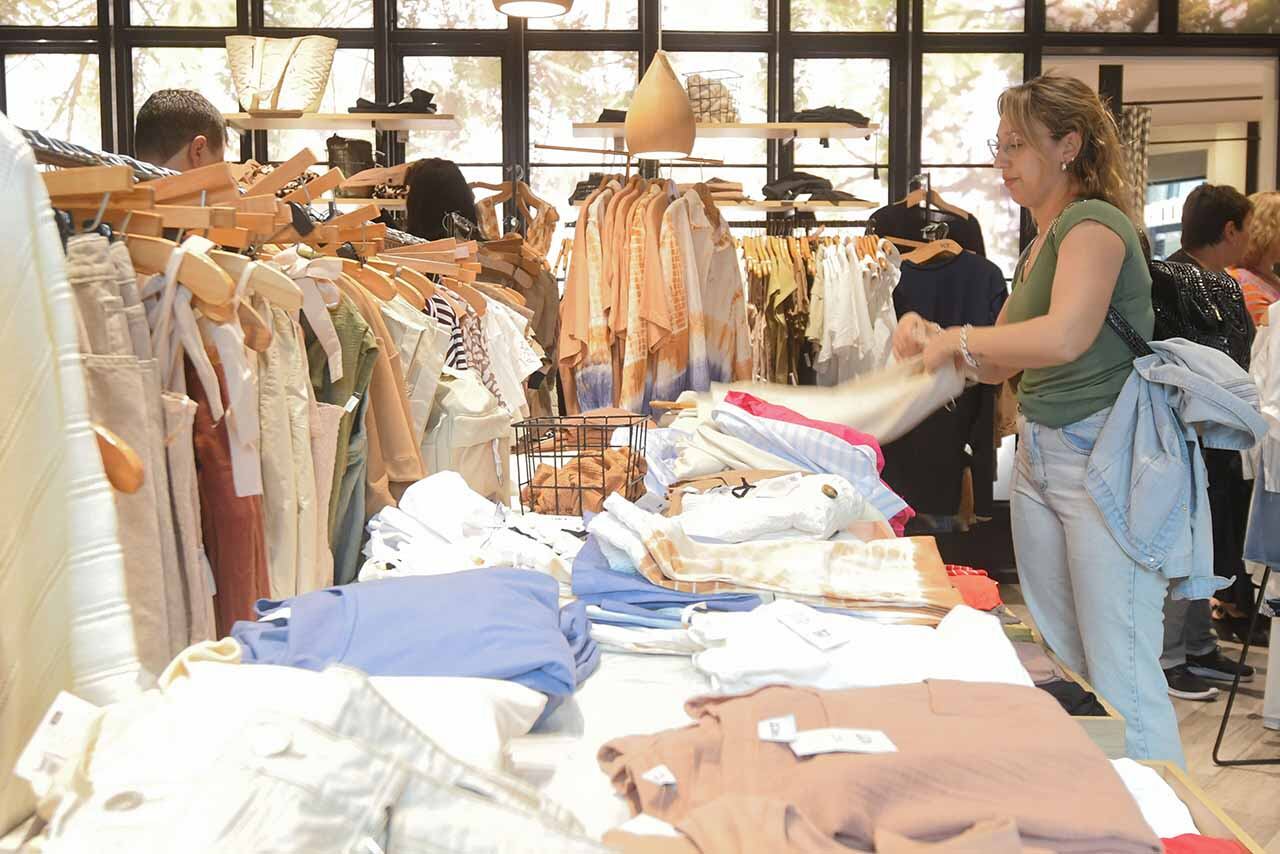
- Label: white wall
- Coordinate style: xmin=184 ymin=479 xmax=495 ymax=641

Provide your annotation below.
xmin=1149 ymin=121 xmax=1250 ymax=189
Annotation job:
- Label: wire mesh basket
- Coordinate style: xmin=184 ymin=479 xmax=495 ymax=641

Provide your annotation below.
xmin=683 ymin=69 xmax=742 ymax=123
xmin=514 ymin=413 xmax=649 ymax=516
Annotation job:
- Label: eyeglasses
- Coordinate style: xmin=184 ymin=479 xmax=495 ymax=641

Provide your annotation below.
xmin=986 ymin=137 xmax=1025 ymax=160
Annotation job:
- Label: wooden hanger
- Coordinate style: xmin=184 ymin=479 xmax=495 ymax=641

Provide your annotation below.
xmin=207 ymin=251 xmax=304 ymax=311
xmin=124 ymin=234 xmax=236 ymax=322
xmin=280 ymin=167 xmax=345 ymax=205
xmin=903 ymin=238 xmax=964 ymax=265
xmin=367 ymin=258 xmax=437 ymax=301
xmin=898 ymin=186 xmax=970 ymax=219
xmin=392 ymin=278 xmax=427 ymax=310
xmin=243 ymin=149 xmax=319 ymax=198
xmin=340 ymin=258 xmax=396 ymax=301
xmin=441 ymin=277 xmax=487 ymax=317
xmin=692 ymin=184 xmax=724 ymax=230
xmin=93 ymin=424 xmax=144 ymax=494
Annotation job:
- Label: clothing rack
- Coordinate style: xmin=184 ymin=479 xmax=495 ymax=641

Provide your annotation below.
xmin=727 ymin=218 xmax=870 ymax=232
xmin=22 ymin=127 xmax=177 ymax=181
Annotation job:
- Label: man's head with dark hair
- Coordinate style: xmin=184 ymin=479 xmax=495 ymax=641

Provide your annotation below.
xmin=134 ymin=89 xmax=226 ymax=172
xmin=1180 ymin=183 xmax=1253 ymax=268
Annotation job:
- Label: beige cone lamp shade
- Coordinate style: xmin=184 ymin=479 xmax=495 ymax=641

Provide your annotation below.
xmin=625 ymin=50 xmax=696 ymax=160
xmin=493 ymin=0 xmax=572 ymax=17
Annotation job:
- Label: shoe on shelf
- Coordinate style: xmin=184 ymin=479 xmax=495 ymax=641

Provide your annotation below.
xmin=1165 ymin=665 xmax=1220 ymax=701
xmin=1186 ymin=649 xmax=1254 ymax=683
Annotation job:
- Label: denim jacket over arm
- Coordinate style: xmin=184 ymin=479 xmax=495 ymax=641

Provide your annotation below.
xmin=1085 ymin=338 xmax=1267 ymax=600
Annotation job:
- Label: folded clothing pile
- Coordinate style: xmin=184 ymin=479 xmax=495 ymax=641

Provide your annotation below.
xmin=763 ymin=171 xmax=833 ymax=201
xmin=360 ymin=470 xmax=580 ymax=588
xmin=522 ymin=447 xmax=647 ymax=515
xmin=20 ymin=666 xmax=604 ymax=854
xmin=230 ymin=570 xmax=600 ymax=716
xmin=572 ymin=532 xmax=761 ymax=646
xmin=588 ymin=492 xmax=961 ymax=623
xmin=599 ymin=681 xmax=1161 ymax=854
xmin=348 ymin=88 xmax=437 ymax=114
xmin=667 ymin=470 xmax=891 ymax=543
xmin=669 ymin=392 xmax=912 ymax=533
xmin=688 ymin=600 xmax=1033 ymax=695
xmin=783 ymin=105 xmax=871 ymax=126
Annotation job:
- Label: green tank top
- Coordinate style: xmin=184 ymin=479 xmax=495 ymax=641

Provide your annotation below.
xmin=1002 ymin=199 xmax=1153 ymax=429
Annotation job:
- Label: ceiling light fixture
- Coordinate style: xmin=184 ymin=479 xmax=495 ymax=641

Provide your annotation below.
xmin=492 ymin=0 xmax=572 ymax=18
xmin=624 ymin=5 xmax=695 ymax=160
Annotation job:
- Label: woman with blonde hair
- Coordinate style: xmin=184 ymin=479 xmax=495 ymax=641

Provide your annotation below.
xmin=894 ymin=73 xmax=1185 ymax=763
xmin=1230 ymin=190 xmax=1280 ymax=326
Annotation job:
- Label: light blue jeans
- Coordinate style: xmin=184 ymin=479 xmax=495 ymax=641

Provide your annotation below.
xmin=1011 ymin=409 xmax=1186 ymax=766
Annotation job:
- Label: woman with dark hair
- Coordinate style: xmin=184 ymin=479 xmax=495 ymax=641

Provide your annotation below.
xmin=404 ymin=157 xmax=478 ymax=240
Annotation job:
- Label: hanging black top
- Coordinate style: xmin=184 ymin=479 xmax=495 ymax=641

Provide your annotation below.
xmin=869 ymin=202 xmax=987 ymax=257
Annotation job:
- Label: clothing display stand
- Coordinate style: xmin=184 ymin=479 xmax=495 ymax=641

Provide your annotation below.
xmin=1212 ymin=563 xmax=1280 ymax=767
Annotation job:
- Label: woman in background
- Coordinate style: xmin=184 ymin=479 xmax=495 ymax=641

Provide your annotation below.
xmin=405 ymin=157 xmax=477 ymax=241
xmin=1230 ymin=190 xmax=1280 ymax=326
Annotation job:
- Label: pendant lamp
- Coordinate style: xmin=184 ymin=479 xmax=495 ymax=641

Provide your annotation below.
xmin=625 ymin=50 xmax=696 ymax=160
xmin=492 ymin=0 xmax=572 ymax=17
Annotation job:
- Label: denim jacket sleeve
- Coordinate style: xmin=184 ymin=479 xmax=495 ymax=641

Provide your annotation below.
xmin=1084 ymin=339 xmax=1267 ymax=600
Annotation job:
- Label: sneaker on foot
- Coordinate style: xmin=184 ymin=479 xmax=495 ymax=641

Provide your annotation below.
xmin=1165 ymin=665 xmax=1220 ymax=701
xmin=1186 ymin=649 xmax=1254 ymax=683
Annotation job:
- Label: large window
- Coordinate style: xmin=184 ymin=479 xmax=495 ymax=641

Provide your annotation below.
xmin=4 ymin=54 xmax=100 ymax=148
xmin=793 ymin=57 xmax=891 ymax=208
xmin=922 ymin=52 xmax=1023 ymax=276
xmin=404 ymin=54 xmax=504 ymax=181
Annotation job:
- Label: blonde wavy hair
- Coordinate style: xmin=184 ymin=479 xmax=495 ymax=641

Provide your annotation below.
xmin=997 ymin=73 xmax=1137 ymax=225
xmin=1243 ymin=191 xmax=1280 ymax=270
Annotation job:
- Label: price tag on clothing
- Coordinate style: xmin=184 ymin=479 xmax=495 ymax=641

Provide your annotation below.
xmin=344 ymin=393 xmax=362 ymax=414
xmin=13 ymin=691 xmax=101 ymax=786
xmin=641 ymin=764 xmax=678 ymax=787
xmin=789 ymin=728 xmax=898 ymax=758
xmin=757 ymin=714 xmax=798 ymax=743
xmin=774 ymin=606 xmax=849 ymax=651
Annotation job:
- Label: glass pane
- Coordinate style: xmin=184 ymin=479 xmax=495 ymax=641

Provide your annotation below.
xmin=921 ymin=53 xmax=1021 ymax=165
xmin=661 ymin=0 xmax=766 ymax=31
xmin=808 ymin=170 xmax=889 ymax=212
xmin=1179 ymin=0 xmax=1279 ymax=32
xmin=133 ymin=47 xmax=239 ymax=121
xmin=265 ymin=0 xmax=372 ymax=27
xmin=397 ymin=0 xmax=507 ymax=28
xmin=5 ymin=54 xmax=101 ymax=147
xmin=131 ymin=0 xmax=234 ymax=26
xmin=790 ymin=0 xmax=895 ymax=31
xmin=668 ymin=52 xmax=768 ymax=163
xmin=530 ymin=0 xmax=637 ymax=29
xmin=929 ymin=166 xmax=1019 ymax=278
xmin=924 ymin=0 xmax=1023 ymax=31
xmin=529 ymin=50 xmax=638 ymax=164
xmin=793 ymin=58 xmax=889 ymax=167
xmin=403 ymin=55 xmax=504 ymax=164
xmin=267 ymin=50 xmax=375 ymax=163
xmin=1 ymin=0 xmax=94 ymax=25
xmin=1046 ymin=0 xmax=1159 ymax=31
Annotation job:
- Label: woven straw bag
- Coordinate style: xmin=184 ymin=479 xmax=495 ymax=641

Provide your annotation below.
xmin=226 ymin=35 xmax=337 ymax=113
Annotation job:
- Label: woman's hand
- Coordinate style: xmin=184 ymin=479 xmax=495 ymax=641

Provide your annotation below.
xmin=923 ymin=327 xmax=964 ymax=372
xmin=893 ymin=312 xmax=940 ymax=359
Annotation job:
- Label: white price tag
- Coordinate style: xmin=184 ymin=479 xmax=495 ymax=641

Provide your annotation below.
xmin=344 ymin=393 xmax=362 ymax=413
xmin=13 ymin=691 xmax=100 ymax=785
xmin=641 ymin=764 xmax=677 ymax=787
xmin=789 ymin=728 xmax=897 ymax=758
xmin=757 ymin=714 xmax=798 ymax=743
xmin=775 ymin=606 xmax=849 ymax=651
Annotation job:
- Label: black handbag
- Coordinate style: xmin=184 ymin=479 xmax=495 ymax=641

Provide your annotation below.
xmin=1148 ymin=260 xmax=1254 ymax=369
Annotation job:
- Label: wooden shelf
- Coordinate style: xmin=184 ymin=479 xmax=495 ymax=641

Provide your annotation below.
xmin=572 ymin=121 xmax=880 ymax=142
xmin=224 ymin=113 xmax=460 ymax=133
